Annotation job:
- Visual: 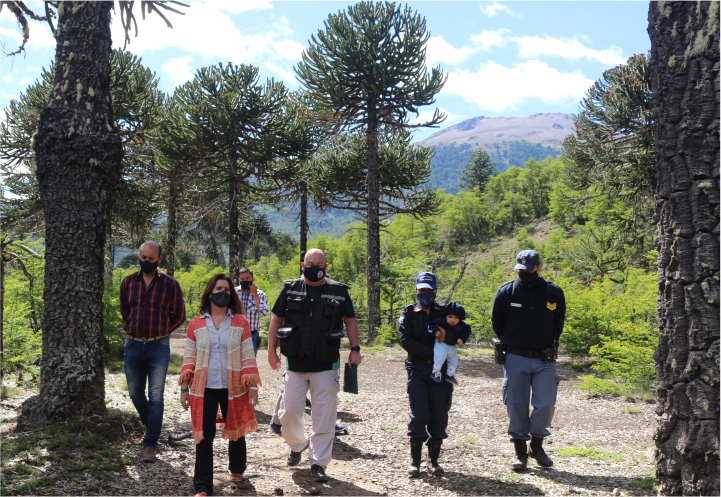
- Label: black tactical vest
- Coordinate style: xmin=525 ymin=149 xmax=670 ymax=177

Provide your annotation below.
xmin=278 ymin=277 xmax=348 ymax=363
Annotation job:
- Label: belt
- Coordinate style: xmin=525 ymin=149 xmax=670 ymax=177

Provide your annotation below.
xmin=129 ymin=335 xmax=165 ymax=343
xmin=407 ymin=354 xmax=433 ymax=365
xmin=251 ymin=330 xmax=260 ymax=334
xmin=505 ymin=346 xmax=543 ymax=359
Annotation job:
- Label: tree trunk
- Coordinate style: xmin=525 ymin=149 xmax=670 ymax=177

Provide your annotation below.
xmin=366 ymin=108 xmax=381 ymax=342
xmin=166 ymin=181 xmax=178 ymax=276
xmin=299 ymin=181 xmax=308 ymax=255
xmin=19 ymin=2 xmax=123 ymax=429
xmin=228 ymin=177 xmax=240 ymax=277
xmin=648 ymin=2 xmax=719 ymax=495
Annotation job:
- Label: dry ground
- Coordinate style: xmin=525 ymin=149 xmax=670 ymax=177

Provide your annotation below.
xmin=0 ymin=330 xmax=656 ymax=496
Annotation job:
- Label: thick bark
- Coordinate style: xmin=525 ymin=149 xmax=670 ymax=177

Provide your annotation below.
xmin=166 ymin=181 xmax=178 ymax=276
xmin=18 ymin=2 xmax=123 ymax=429
xmin=299 ymin=181 xmax=308 ymax=255
xmin=228 ymin=176 xmax=240 ymax=276
xmin=649 ymin=2 xmax=720 ymax=495
xmin=366 ymin=108 xmax=381 ymax=342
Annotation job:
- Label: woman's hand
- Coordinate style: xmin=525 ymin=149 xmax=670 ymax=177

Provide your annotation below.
xmin=249 ymin=389 xmax=258 ymax=406
xmin=181 ymin=391 xmax=190 ymax=410
xmin=435 ymin=326 xmax=446 ymax=343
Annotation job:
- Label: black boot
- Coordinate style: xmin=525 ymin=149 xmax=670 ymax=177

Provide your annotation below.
xmin=512 ymin=439 xmax=528 ymax=471
xmin=427 ymin=444 xmax=444 ymax=476
xmin=408 ymin=442 xmax=422 ymax=478
xmin=529 ymin=437 xmax=554 ymax=467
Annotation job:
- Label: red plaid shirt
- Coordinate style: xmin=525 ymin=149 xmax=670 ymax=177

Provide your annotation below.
xmin=120 ymin=270 xmax=186 ymax=338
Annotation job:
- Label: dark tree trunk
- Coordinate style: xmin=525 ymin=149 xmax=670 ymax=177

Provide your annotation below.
xmin=648 ymin=2 xmax=719 ymax=495
xmin=366 ymin=107 xmax=381 ymax=342
xmin=166 ymin=181 xmax=178 ymax=276
xmin=19 ymin=2 xmax=123 ymax=429
xmin=228 ymin=176 xmax=240 ymax=276
xmin=299 ymin=181 xmax=308 ymax=255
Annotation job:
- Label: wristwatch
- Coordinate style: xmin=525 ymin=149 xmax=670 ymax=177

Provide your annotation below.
xmin=350 ymin=345 xmax=361 ymax=352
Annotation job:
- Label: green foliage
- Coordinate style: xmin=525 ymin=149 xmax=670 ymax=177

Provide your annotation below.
xmin=460 ymin=148 xmax=495 ymax=192
xmin=576 ymin=374 xmax=627 ymax=396
xmin=103 ymin=266 xmax=138 ymax=358
xmin=173 ymin=263 xmax=227 ymax=315
xmin=375 ymin=324 xmax=399 ymax=345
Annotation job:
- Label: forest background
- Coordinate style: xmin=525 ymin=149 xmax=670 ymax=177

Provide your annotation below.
xmin=2 ymin=45 xmax=657 ymax=399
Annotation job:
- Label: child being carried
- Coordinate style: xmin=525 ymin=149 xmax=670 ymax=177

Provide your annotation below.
xmin=428 ymin=302 xmax=471 ymax=385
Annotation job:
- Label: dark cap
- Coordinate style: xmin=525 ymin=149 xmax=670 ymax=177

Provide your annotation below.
xmin=514 ymin=250 xmax=542 ymax=271
xmin=415 ymin=271 xmax=437 ymax=290
xmin=444 ymin=301 xmax=466 ymax=321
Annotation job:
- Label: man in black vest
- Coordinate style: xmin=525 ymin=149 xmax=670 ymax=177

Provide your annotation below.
xmin=268 ymin=248 xmax=362 ymax=483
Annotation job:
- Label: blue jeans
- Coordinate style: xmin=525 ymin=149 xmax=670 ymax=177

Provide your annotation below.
xmin=502 ymin=353 xmax=559 ymax=441
xmin=433 ymin=342 xmax=458 ymax=371
xmin=251 ymin=331 xmax=260 ymax=356
xmin=124 ymin=336 xmax=170 ymax=448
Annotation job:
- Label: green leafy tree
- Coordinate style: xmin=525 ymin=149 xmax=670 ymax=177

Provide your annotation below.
xmin=173 ymin=63 xmax=295 ymax=277
xmin=296 ymin=0 xmax=446 ymax=340
xmin=460 ymin=148 xmax=495 ymax=193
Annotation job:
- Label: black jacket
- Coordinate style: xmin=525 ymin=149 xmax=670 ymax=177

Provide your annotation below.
xmin=491 ymin=276 xmax=565 ymax=350
xmin=428 ymin=317 xmax=472 ymax=345
xmin=399 ymin=302 xmax=445 ymax=365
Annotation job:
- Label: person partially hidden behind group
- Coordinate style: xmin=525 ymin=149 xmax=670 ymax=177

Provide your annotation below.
xmin=180 ymin=274 xmax=261 ymax=497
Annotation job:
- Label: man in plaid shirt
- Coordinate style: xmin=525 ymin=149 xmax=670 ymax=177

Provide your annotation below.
xmin=120 ymin=241 xmax=185 ymax=463
xmin=235 ymin=267 xmax=269 ymax=356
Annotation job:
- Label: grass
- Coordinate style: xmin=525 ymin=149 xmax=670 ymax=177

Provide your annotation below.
xmin=0 ymin=409 xmax=136 ymax=496
xmin=1 ymin=386 xmax=22 ymax=399
xmin=167 ymin=353 xmax=184 ymax=374
xmin=457 ymin=346 xmax=494 ymax=357
xmin=557 ymin=443 xmax=623 ymax=462
xmin=457 ymin=434 xmax=478 ymax=445
xmin=622 ymin=406 xmax=641 ymax=414
xmin=629 ymin=476 xmax=659 ymax=494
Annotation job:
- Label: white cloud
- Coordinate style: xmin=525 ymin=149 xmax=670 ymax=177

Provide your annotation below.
xmin=214 ymin=0 xmax=273 ymax=15
xmin=0 ymin=17 xmax=55 ymax=50
xmin=260 ymin=62 xmax=296 ymax=85
xmin=470 ymin=29 xmax=510 ymax=51
xmin=480 ymin=2 xmax=519 ymax=18
xmin=514 ymin=35 xmax=625 ymax=66
xmin=427 ymin=36 xmax=474 ymax=66
xmin=2 ymin=72 xmax=12 ymax=82
xmin=161 ymin=56 xmax=195 ymax=86
xmin=19 ymin=77 xmax=33 ymax=85
xmin=272 ymin=38 xmax=304 ymax=61
xmin=443 ymin=60 xmax=593 ymax=113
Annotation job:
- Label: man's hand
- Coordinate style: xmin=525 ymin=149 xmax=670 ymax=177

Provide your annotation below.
xmin=348 ymin=349 xmax=362 ymax=366
xmin=268 ymin=349 xmax=282 ymax=371
xmin=181 ymin=391 xmax=190 ymax=410
xmin=435 ymin=326 xmax=446 ymax=343
xmin=457 ymin=339 xmax=463 ymax=345
xmin=250 ymin=284 xmax=259 ymax=295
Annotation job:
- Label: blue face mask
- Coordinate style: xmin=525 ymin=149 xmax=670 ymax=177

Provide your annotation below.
xmin=417 ymin=293 xmax=436 ymax=307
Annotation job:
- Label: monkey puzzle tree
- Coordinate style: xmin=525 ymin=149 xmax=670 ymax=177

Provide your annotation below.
xmin=173 ymin=63 xmax=295 ymax=277
xmin=296 ymin=1 xmax=446 ymax=340
xmin=648 ymin=2 xmax=719 ymax=495
xmin=1 ymin=1 xmax=185 ymax=430
xmin=460 ymin=148 xmax=496 ymax=193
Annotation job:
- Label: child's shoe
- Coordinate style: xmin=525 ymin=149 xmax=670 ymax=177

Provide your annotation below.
xmin=431 ymin=371 xmax=442 ymax=383
xmin=445 ymin=374 xmax=459 ymax=385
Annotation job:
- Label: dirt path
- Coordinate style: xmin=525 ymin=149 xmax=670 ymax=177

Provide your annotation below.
xmin=1 ymin=341 xmax=656 ymax=496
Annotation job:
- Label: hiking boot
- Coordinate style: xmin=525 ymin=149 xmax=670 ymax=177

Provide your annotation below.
xmin=529 ymin=437 xmax=554 ymax=467
xmin=427 ymin=444 xmax=444 ymax=476
xmin=269 ymin=420 xmax=282 ymax=436
xmin=311 ymin=464 xmax=329 ymax=483
xmin=230 ymin=473 xmax=243 ymax=482
xmin=408 ymin=442 xmax=422 ymax=478
xmin=287 ymin=440 xmax=309 ymax=466
xmin=335 ymin=423 xmax=347 ymax=434
xmin=445 ymin=374 xmax=459 ymax=385
xmin=431 ymin=371 xmax=442 ymax=383
xmin=142 ymin=446 xmax=157 ymax=463
xmin=512 ymin=439 xmax=528 ymax=471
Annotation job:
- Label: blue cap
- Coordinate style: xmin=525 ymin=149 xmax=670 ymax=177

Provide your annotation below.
xmin=415 ymin=271 xmax=437 ymax=290
xmin=514 ymin=250 xmax=542 ymax=271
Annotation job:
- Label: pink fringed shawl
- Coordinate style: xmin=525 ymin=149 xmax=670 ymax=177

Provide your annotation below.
xmin=179 ymin=314 xmax=261 ymax=444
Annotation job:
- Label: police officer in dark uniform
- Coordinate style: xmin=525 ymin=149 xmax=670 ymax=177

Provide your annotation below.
xmin=491 ymin=250 xmax=566 ymax=470
xmin=399 ymin=271 xmax=452 ymax=477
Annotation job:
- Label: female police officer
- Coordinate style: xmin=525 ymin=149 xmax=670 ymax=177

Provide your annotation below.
xmin=399 ymin=272 xmax=452 ymax=477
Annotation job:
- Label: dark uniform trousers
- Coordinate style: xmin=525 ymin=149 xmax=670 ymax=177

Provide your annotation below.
xmin=407 ymin=363 xmax=453 ymax=445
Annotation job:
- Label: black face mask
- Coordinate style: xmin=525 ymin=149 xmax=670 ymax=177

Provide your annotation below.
xmin=303 ymin=265 xmax=326 ymax=283
xmin=139 ymin=259 xmax=159 ymax=275
xmin=211 ymin=291 xmax=232 ymax=308
xmin=518 ymin=271 xmax=540 ymax=284
xmin=239 ymin=280 xmax=252 ymax=290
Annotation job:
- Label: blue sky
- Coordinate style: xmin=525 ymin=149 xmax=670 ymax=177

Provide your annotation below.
xmin=0 ymin=1 xmax=651 ymax=141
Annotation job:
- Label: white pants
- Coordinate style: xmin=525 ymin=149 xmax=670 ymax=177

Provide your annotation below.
xmin=278 ymin=369 xmax=340 ymax=468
